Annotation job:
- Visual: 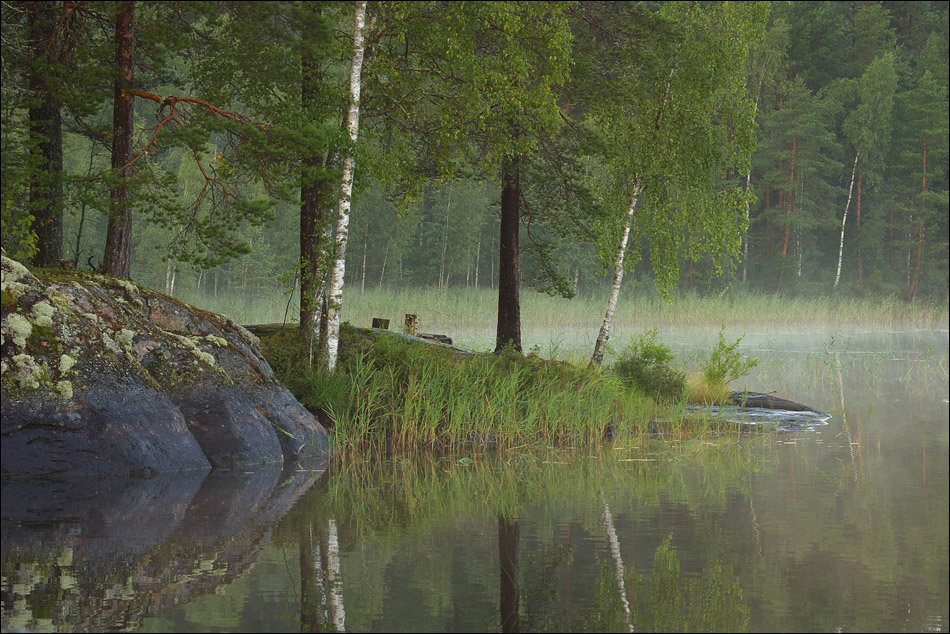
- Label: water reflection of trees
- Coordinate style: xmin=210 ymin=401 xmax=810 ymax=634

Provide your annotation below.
xmin=1 ymin=463 xmax=325 ymax=632
xmin=275 ymin=447 xmax=761 ymax=632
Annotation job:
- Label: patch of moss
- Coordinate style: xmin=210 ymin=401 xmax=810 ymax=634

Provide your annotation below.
xmin=1 ymin=288 xmax=16 ymax=312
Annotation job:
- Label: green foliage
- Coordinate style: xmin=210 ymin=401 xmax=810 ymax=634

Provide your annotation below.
xmin=260 ymin=322 xmax=663 ymax=449
xmin=0 ymin=0 xmax=946 ymax=311
xmin=1 ymin=201 xmax=38 ymax=262
xmin=613 ymin=330 xmax=686 ymax=401
xmin=640 ymin=534 xmax=750 ymax=633
xmin=702 ymin=325 xmax=760 ymax=388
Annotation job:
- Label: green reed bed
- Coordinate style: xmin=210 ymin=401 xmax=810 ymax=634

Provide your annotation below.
xmin=259 ymin=323 xmax=739 ymax=451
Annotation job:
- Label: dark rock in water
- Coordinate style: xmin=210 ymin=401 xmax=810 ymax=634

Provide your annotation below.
xmin=1 ymin=253 xmax=329 ymax=478
xmin=684 ymin=390 xmax=830 ymax=433
xmin=727 ymin=390 xmax=822 ymax=413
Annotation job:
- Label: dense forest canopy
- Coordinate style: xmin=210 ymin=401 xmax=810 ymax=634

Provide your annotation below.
xmin=2 ymin=1 xmax=947 ymax=358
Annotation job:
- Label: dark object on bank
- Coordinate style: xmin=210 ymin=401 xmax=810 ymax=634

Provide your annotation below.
xmin=727 ymin=390 xmax=822 ymax=412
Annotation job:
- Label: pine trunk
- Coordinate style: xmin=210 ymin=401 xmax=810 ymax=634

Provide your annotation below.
xmin=101 ymin=0 xmax=135 ymax=279
xmin=495 ymin=154 xmax=522 ymax=354
xmin=28 ymin=1 xmax=63 ymax=267
xmin=320 ymin=0 xmax=366 ymax=372
xmin=590 ymin=184 xmax=641 ymax=367
xmin=299 ymin=11 xmax=335 ymax=354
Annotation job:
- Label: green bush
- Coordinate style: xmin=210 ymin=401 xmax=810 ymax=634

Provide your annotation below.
xmin=614 ymin=330 xmax=686 ymax=401
xmin=701 ymin=325 xmax=759 ymax=388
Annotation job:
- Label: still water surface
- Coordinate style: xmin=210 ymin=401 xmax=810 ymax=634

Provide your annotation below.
xmin=2 ymin=330 xmax=947 ymax=632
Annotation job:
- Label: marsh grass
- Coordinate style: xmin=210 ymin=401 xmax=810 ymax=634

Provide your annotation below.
xmin=259 ymin=323 xmax=751 ymax=451
xmin=181 ymin=286 xmax=946 ymax=358
xmin=264 ymin=326 xmax=740 ymax=449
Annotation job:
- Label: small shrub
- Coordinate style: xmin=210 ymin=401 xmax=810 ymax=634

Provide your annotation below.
xmin=701 ymin=325 xmax=759 ymax=389
xmin=614 ymin=330 xmax=686 ymax=401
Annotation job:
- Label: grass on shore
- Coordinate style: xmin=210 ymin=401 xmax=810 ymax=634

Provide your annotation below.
xmin=260 ymin=322 xmax=753 ymax=452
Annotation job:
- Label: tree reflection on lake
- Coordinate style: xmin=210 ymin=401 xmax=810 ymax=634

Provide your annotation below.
xmin=2 ymin=330 xmax=947 ymax=632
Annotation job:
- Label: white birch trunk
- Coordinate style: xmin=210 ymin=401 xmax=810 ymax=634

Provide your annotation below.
xmin=474 ymin=237 xmax=480 ymax=288
xmin=602 ymin=490 xmax=635 ymax=633
xmin=378 ymin=242 xmax=389 ymax=288
xmin=834 ymin=152 xmax=859 ymax=288
xmin=320 ymin=0 xmax=366 ymax=372
xmin=742 ymin=96 xmax=758 ymax=286
xmin=742 ymin=168 xmax=751 ymax=285
xmin=590 ymin=183 xmax=642 ymax=367
xmin=360 ymin=222 xmax=368 ymax=294
xmin=326 ymin=519 xmax=345 ymax=632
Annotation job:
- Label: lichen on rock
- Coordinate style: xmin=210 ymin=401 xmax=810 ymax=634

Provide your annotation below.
xmin=31 ymin=300 xmax=55 ymax=327
xmin=3 ymin=312 xmax=32 ymax=349
xmin=1 ymin=251 xmax=330 ymax=478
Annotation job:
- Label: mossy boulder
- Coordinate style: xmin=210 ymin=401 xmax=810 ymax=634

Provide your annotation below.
xmin=1 ymin=252 xmax=329 ymax=478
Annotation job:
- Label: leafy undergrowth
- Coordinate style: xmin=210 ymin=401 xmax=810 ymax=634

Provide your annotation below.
xmin=259 ymin=323 xmax=753 ymax=452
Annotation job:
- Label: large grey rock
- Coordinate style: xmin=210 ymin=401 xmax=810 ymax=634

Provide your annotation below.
xmin=1 ymin=253 xmax=329 ymax=477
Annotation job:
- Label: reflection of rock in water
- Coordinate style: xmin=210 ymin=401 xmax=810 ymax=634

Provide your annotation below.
xmin=0 ymin=460 xmax=326 ymax=632
xmin=685 ymin=391 xmax=830 ymax=433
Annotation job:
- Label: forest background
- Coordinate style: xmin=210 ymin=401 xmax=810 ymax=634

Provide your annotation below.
xmin=2 ymin=1 xmax=948 ymax=367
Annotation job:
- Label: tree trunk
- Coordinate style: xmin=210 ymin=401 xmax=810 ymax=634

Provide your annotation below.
xmin=495 ymin=154 xmax=522 ymax=354
xmin=28 ymin=1 xmax=63 ymax=267
xmin=438 ymin=187 xmax=452 ymax=289
xmin=780 ymin=136 xmax=796 ymax=258
xmin=378 ymin=242 xmax=389 ymax=288
xmin=326 ymin=519 xmax=345 ymax=632
xmin=320 ymin=0 xmax=366 ymax=372
xmin=834 ymin=152 xmax=859 ymax=288
xmin=907 ymin=136 xmax=926 ymax=302
xmin=498 ymin=514 xmax=520 ymax=633
xmin=590 ymin=183 xmax=641 ymax=367
xmin=602 ymin=490 xmax=635 ymax=633
xmin=360 ymin=218 xmax=368 ymax=293
xmin=490 ymin=233 xmax=495 ymax=290
xmin=742 ymin=167 xmax=751 ymax=285
xmin=474 ymin=236 xmax=480 ymax=288
xmin=299 ymin=526 xmax=325 ymax=632
xmin=72 ymin=145 xmax=96 ymax=269
xmin=856 ymin=169 xmax=864 ymax=279
xmin=299 ymin=9 xmax=334 ymax=354
xmin=101 ymin=0 xmax=135 ymax=279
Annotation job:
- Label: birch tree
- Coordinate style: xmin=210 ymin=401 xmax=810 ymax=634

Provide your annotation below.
xmin=319 ymin=0 xmax=367 ymax=372
xmin=587 ymin=2 xmax=767 ymax=366
xmin=834 ymin=52 xmax=897 ymax=288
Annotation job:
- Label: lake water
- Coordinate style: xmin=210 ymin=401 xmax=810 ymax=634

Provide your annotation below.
xmin=2 ymin=329 xmax=947 ymax=632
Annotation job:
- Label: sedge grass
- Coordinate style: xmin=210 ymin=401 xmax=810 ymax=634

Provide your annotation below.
xmin=260 ymin=323 xmax=673 ymax=451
